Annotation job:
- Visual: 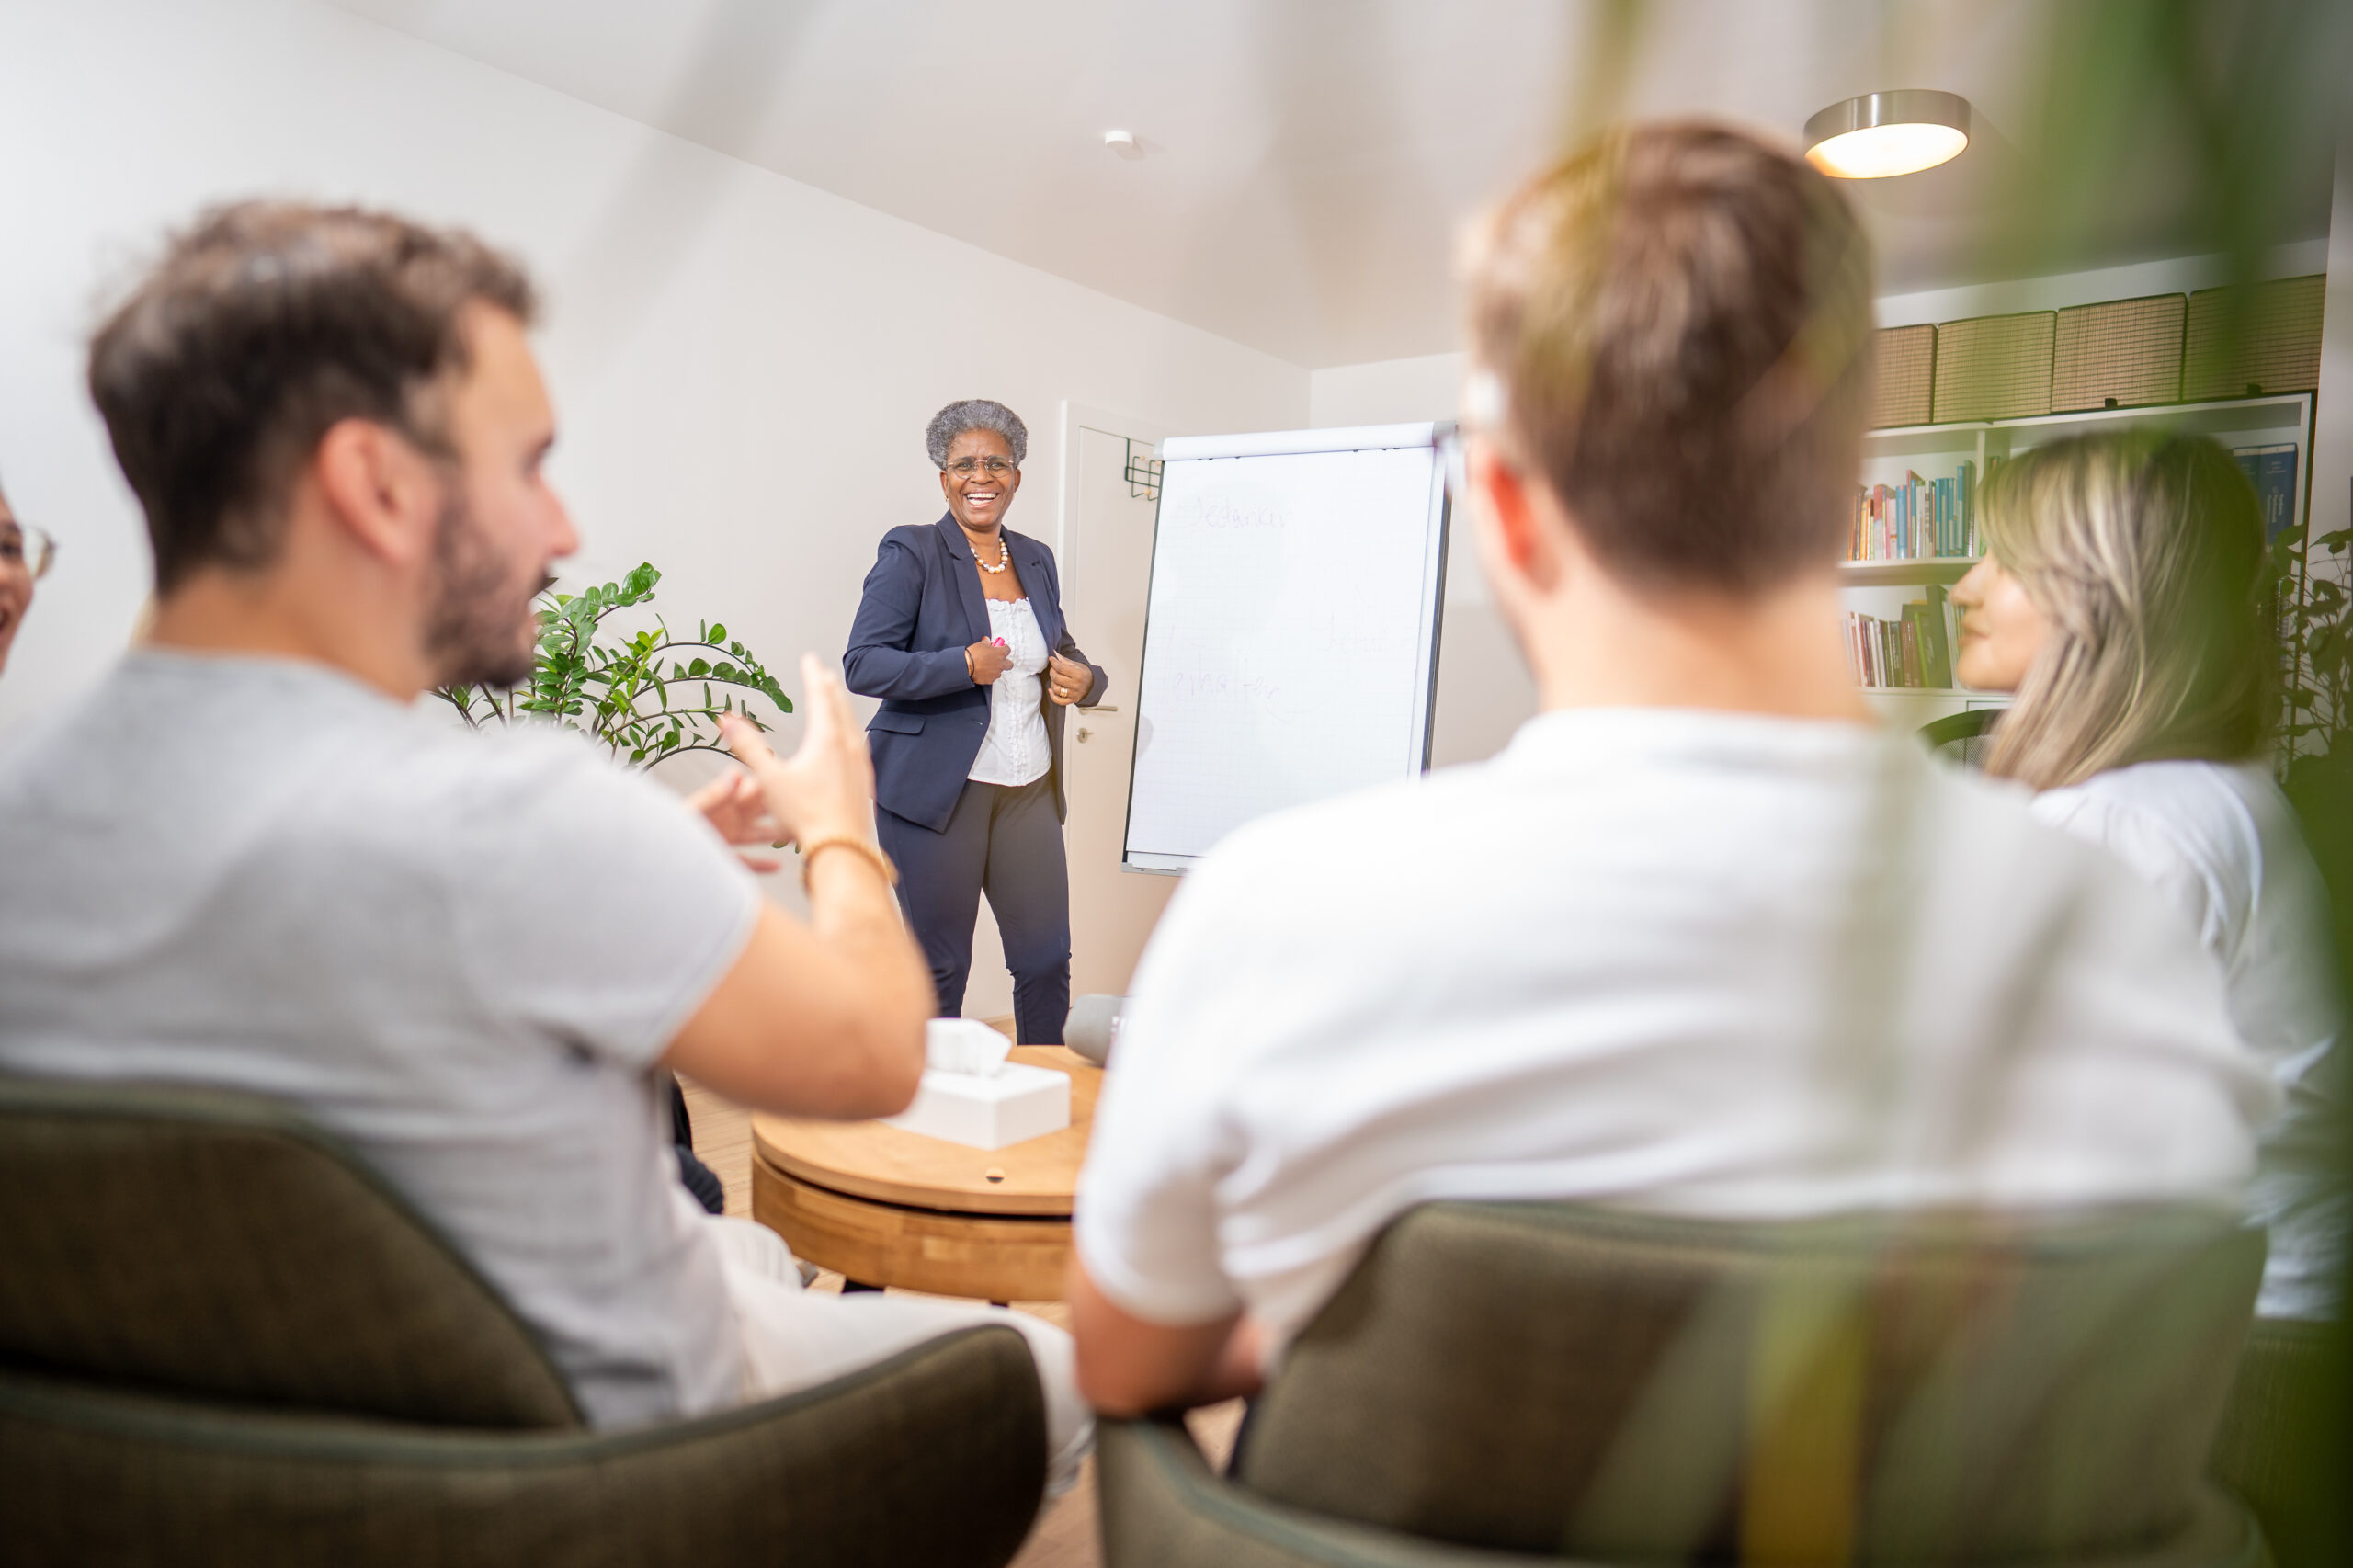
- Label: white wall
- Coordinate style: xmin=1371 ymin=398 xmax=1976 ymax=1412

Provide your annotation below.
xmin=2313 ymin=114 xmax=2353 ymax=617
xmin=1307 ymin=352 xmax=1463 ymax=432
xmin=0 ymin=0 xmax=1308 ymax=745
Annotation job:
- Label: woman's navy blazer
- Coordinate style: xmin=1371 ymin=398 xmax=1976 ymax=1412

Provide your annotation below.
xmin=845 ymin=515 xmax=1108 ymax=835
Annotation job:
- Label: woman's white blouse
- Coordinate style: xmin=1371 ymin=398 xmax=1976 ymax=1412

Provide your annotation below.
xmin=2033 ymin=759 xmax=2346 ymax=1320
xmin=968 ymin=597 xmax=1052 ymax=788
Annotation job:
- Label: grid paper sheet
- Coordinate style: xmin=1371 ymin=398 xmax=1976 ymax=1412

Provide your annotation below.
xmin=1123 ymin=441 xmax=1445 ymax=869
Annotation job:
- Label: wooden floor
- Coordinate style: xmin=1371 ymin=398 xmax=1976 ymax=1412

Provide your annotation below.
xmin=678 ymin=1074 xmax=1244 ymax=1568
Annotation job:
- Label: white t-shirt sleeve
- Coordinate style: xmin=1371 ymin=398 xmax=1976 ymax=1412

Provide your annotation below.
xmin=446 ymin=736 xmax=764 ymax=1069
xmin=1074 ymin=857 xmax=1256 ymax=1327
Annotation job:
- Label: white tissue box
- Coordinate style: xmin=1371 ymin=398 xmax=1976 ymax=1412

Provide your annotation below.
xmin=881 ymin=1062 xmax=1071 ymax=1151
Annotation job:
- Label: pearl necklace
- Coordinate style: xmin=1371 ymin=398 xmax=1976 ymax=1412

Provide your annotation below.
xmin=973 ymin=534 xmax=1012 ymax=574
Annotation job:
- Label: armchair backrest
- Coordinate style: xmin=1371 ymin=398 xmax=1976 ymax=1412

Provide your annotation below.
xmin=0 ymin=1074 xmax=582 ymax=1429
xmin=1237 ymin=1201 xmax=2262 ymax=1563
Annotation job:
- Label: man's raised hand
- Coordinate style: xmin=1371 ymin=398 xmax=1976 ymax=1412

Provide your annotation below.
xmin=686 ymin=768 xmax=783 ymax=873
xmin=719 ymin=653 xmax=878 ymax=853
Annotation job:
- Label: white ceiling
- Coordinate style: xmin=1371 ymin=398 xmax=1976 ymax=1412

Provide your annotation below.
xmin=330 ymin=0 xmax=2344 ymax=369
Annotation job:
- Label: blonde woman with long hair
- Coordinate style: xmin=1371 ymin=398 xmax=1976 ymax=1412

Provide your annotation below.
xmin=1951 ymin=429 xmax=2343 ymax=1318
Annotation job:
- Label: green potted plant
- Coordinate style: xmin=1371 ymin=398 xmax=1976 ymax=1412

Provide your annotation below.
xmin=2270 ymin=520 xmax=2353 ymax=987
xmin=2274 ymin=521 xmax=2352 ymax=777
xmin=436 ymin=562 xmax=792 ymax=763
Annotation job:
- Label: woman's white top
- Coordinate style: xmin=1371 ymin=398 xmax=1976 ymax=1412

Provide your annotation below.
xmin=967 ymin=597 xmax=1052 ymax=788
xmin=2033 ymin=760 xmax=2346 ymax=1320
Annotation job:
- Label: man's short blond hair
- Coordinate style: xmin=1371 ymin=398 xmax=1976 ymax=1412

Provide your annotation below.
xmin=1464 ymin=121 xmax=1875 ymax=594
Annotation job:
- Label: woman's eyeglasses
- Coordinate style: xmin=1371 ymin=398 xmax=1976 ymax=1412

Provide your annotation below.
xmin=945 ymin=457 xmax=1017 ymax=478
xmin=0 ymin=524 xmax=55 ymax=581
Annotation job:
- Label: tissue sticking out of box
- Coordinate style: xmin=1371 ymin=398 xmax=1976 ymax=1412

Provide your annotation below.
xmin=883 ymin=1020 xmax=1071 ymax=1150
xmin=925 ymin=1017 xmax=1013 ymax=1078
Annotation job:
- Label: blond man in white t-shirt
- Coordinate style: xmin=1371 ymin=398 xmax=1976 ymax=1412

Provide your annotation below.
xmin=1068 ymin=121 xmax=2279 ymax=1417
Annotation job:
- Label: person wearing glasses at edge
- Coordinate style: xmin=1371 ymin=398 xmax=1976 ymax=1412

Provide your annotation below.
xmin=0 ymin=475 xmax=53 ymax=679
xmin=844 ymin=401 xmax=1108 ymax=1046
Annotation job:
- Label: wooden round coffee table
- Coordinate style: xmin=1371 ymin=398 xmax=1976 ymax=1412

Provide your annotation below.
xmin=750 ymin=1046 xmax=1099 ymax=1302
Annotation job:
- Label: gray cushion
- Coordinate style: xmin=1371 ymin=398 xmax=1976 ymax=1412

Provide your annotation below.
xmin=0 ymin=1324 xmax=1046 ymax=1568
xmin=0 ymin=1074 xmax=1051 ymax=1567
xmin=1099 ymin=1418 xmax=2267 ymax=1568
xmin=0 ymin=1074 xmax=580 ymax=1427
xmin=1235 ymin=1203 xmax=2263 ymax=1563
xmin=2209 ymin=1317 xmax=2345 ymax=1568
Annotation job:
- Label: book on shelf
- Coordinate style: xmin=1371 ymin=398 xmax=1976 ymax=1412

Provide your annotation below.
xmin=1848 ymin=459 xmax=1979 ymax=563
xmin=2237 ymin=444 xmax=2303 ymax=657
xmin=1907 ymin=593 xmax=1954 ymax=687
xmin=1847 ymin=585 xmax=1957 ymax=690
xmin=2231 ymin=444 xmax=2299 ymax=542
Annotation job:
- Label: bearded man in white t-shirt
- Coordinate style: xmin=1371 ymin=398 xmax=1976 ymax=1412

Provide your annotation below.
xmin=1068 ymin=121 xmax=2279 ymax=1416
xmin=0 ymin=202 xmax=1087 ymax=1486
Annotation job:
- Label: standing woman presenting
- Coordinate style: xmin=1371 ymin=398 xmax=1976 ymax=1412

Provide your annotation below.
xmin=846 ymin=401 xmax=1107 ymax=1045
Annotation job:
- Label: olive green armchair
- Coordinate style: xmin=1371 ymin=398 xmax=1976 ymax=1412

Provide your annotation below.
xmin=0 ymin=1074 xmax=1048 ymax=1567
xmin=1098 ymin=1201 xmax=2269 ymax=1567
xmin=2209 ymin=1316 xmax=2346 ymax=1568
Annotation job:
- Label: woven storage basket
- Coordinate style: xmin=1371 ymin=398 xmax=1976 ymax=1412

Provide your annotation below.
xmin=2052 ymin=294 xmax=2185 ymax=412
xmin=2184 ymin=275 xmax=2324 ymax=400
xmin=1868 ymin=324 xmax=1937 ymax=428
xmin=1932 ymin=312 xmax=2054 ymax=423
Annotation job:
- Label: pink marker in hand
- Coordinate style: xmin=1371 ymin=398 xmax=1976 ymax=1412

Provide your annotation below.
xmin=993 ymin=637 xmax=1008 ymax=648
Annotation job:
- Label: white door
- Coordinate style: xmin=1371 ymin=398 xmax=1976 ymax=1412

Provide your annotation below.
xmin=1057 ymin=403 xmax=1181 ymax=1000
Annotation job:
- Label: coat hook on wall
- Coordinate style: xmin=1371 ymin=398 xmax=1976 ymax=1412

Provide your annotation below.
xmin=1124 ymin=437 xmax=1162 ymax=502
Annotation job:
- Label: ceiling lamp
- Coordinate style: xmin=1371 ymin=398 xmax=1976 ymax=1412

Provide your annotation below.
xmin=1804 ymin=90 xmax=1970 ymax=178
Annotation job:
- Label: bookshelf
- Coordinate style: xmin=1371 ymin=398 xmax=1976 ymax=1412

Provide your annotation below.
xmin=1840 ymin=558 xmax=1976 ymax=588
xmin=1846 ymin=392 xmax=2318 ymax=726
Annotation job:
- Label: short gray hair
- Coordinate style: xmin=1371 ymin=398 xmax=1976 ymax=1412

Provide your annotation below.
xmin=926 ymin=400 xmax=1027 ymax=469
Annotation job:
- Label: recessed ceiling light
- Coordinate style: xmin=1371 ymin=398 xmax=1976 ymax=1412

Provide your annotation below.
xmin=1102 ymin=129 xmax=1143 ymax=161
xmin=1804 ymin=90 xmax=1970 ymax=178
